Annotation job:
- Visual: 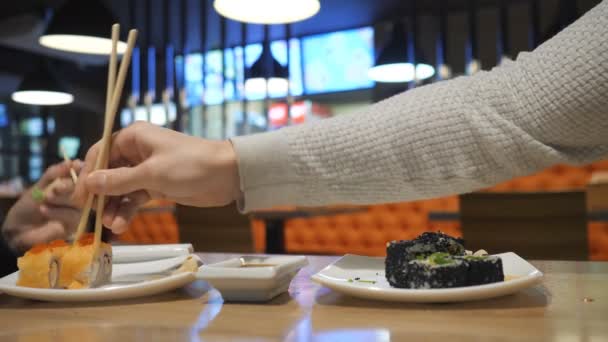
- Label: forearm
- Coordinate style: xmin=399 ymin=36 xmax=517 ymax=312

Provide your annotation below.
xmin=231 ymin=1 xmax=608 ymax=212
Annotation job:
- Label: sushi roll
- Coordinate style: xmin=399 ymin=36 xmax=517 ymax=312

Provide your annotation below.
xmin=415 ymin=232 xmax=466 ymax=256
xmin=386 ymin=239 xmax=437 ymax=286
xmin=385 ymin=231 xmax=466 ymax=287
xmin=48 ymin=239 xmax=69 ymax=259
xmin=17 ymin=243 xmax=61 ymax=289
xmin=386 ymin=232 xmax=465 ymax=265
xmin=389 ymin=252 xmax=468 ymax=289
xmin=461 ymin=255 xmax=504 ymax=286
xmin=59 ymin=233 xmax=112 ymax=289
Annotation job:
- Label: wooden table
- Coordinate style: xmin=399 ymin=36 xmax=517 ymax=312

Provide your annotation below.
xmin=0 ymin=253 xmax=606 ymax=341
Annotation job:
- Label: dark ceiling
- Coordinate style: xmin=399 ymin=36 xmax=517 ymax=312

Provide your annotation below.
xmin=0 ymin=0 xmax=602 ymax=112
xmin=0 ymin=1 xmax=532 ymax=50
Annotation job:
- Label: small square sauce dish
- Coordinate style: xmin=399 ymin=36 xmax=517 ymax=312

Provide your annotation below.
xmin=196 ymin=255 xmax=308 ymax=302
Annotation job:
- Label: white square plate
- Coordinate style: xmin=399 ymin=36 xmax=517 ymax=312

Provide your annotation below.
xmin=112 ymin=244 xmax=193 ymax=263
xmin=196 ymin=255 xmax=308 ymax=302
xmin=311 ymin=252 xmax=543 ymax=303
xmin=0 ymin=254 xmax=201 ymax=302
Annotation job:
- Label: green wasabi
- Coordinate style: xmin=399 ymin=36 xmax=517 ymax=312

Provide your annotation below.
xmin=31 ymin=187 xmax=44 ymax=202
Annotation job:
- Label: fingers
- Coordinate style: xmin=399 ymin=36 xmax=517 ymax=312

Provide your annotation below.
xmin=39 ymin=205 xmax=80 ymax=232
xmin=85 ymin=165 xmax=149 ymax=196
xmin=109 ymin=123 xmax=147 ymax=164
xmin=74 ymin=123 xmax=151 ymax=205
xmin=71 ymin=159 xmax=83 ymax=173
xmin=11 ymin=222 xmax=66 ymax=253
xmin=72 ymin=143 xmax=101 ymax=206
xmin=103 ymin=190 xmax=151 ymax=234
xmin=101 ymin=197 xmax=121 ymax=229
xmin=37 ymin=161 xmax=71 ymax=188
xmin=101 ymin=122 xmax=152 ymax=168
xmin=44 ymin=178 xmax=76 ymax=207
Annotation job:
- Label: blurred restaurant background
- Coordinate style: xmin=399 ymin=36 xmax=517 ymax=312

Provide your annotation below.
xmin=0 ymin=0 xmax=606 ymax=261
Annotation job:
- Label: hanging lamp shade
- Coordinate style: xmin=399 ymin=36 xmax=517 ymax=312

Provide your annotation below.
xmin=214 ymin=0 xmax=319 ymax=24
xmin=12 ymin=66 xmax=74 ymax=106
xmin=245 ymin=40 xmax=289 ymax=95
xmin=368 ymin=22 xmax=435 ymax=83
xmin=39 ymin=0 xmax=127 ymax=55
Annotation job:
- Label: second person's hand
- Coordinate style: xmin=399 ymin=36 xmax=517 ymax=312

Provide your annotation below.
xmin=2 ymin=161 xmax=82 ymax=254
xmin=74 ymin=121 xmax=241 ymax=234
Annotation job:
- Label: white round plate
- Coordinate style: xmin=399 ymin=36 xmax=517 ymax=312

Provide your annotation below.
xmin=311 ymin=252 xmax=544 ymax=303
xmin=0 ymin=255 xmax=200 ymax=302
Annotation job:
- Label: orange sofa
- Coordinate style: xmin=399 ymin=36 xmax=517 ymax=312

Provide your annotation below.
xmin=114 ymin=200 xmax=179 ymax=244
xmin=251 ymin=161 xmax=608 ymax=260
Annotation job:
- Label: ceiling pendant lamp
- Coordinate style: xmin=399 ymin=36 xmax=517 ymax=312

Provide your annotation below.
xmin=368 ymin=21 xmax=435 ymax=83
xmin=39 ymin=0 xmax=127 ymax=55
xmin=245 ymin=36 xmax=289 ymax=96
xmin=213 ymin=0 xmax=320 ymax=24
xmin=12 ymin=66 xmax=74 ymax=106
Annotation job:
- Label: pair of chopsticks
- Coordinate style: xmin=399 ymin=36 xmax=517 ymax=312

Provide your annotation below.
xmin=73 ymin=24 xmax=138 ymax=257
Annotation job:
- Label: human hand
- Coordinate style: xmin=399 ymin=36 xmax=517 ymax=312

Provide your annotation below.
xmin=1 ymin=160 xmax=82 ymax=254
xmin=74 ymin=121 xmax=241 ymax=234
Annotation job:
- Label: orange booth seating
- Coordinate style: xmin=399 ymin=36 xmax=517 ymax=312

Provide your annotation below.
xmin=251 ymin=161 xmax=608 ymax=260
xmin=114 ymin=199 xmax=180 ymax=244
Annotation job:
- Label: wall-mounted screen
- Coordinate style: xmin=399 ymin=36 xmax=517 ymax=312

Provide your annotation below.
xmin=0 ymin=104 xmax=8 ymax=127
xmin=181 ymin=26 xmax=373 ymax=104
xmin=58 ymin=136 xmax=80 ymax=159
xmin=302 ymin=27 xmax=375 ymax=94
xmin=184 ymin=53 xmax=204 ymax=107
xmin=120 ymin=103 xmax=177 ymax=127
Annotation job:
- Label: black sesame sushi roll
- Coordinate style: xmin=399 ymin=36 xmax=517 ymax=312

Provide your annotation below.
xmin=385 ymin=232 xmax=467 ymax=288
xmin=385 ymin=232 xmax=465 ymax=267
xmin=386 ymin=238 xmax=441 ymax=286
xmin=415 ymin=232 xmax=466 ymax=256
xmin=386 ymin=239 xmax=436 ymax=269
xmin=389 ymin=252 xmax=468 ymax=289
xmin=462 ymin=255 xmax=504 ymax=286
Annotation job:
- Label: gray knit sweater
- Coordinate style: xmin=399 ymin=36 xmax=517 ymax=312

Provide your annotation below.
xmin=231 ymin=1 xmax=608 ymax=212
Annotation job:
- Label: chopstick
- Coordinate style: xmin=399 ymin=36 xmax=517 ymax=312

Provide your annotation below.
xmin=73 ymin=24 xmax=119 ymax=244
xmin=93 ymin=23 xmax=120 ymax=255
xmin=73 ymin=25 xmax=138 ymax=247
xmin=60 ymin=146 xmax=78 ymax=184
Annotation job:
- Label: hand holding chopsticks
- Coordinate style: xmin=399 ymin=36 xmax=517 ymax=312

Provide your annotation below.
xmin=73 ymin=122 xmax=241 ymax=234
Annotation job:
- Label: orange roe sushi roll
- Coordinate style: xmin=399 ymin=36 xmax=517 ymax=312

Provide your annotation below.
xmin=17 ymin=243 xmax=60 ymax=289
xmin=48 ymin=239 xmax=69 ymax=259
xmin=58 ymin=233 xmax=112 ymax=289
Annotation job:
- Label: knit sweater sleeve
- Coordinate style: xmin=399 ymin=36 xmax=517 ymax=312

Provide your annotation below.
xmin=230 ymin=1 xmax=608 ymax=212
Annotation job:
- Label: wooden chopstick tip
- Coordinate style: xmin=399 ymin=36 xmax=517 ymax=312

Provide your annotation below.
xmin=112 ymin=24 xmax=120 ymax=37
xmin=127 ymin=29 xmax=138 ymax=42
xmin=60 ymin=146 xmax=78 ymax=184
